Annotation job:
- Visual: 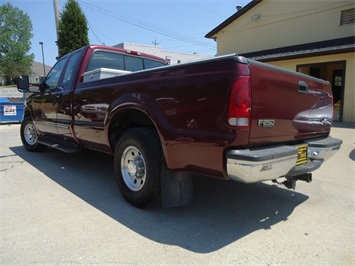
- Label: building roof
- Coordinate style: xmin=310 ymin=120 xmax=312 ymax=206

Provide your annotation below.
xmin=242 ymin=36 xmax=355 ymax=61
xmin=114 ymin=42 xmax=211 ymax=64
xmin=205 ymin=0 xmax=263 ymax=39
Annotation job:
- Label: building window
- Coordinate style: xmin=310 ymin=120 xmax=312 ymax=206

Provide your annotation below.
xmin=340 ymin=8 xmax=355 ymax=25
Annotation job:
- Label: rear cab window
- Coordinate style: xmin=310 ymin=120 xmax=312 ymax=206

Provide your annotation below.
xmin=86 ymin=51 xmax=125 ymax=72
xmin=125 ymin=56 xmax=144 ymax=72
xmin=83 ymin=48 xmax=167 ymax=83
xmin=86 ymin=50 xmax=167 ymax=72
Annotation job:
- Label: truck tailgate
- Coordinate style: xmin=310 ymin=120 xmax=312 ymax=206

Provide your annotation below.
xmin=248 ymin=60 xmax=333 ymax=145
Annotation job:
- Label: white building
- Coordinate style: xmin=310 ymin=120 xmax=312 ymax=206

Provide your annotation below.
xmin=114 ymin=42 xmax=211 ymax=64
xmin=28 ymin=61 xmax=53 ymax=84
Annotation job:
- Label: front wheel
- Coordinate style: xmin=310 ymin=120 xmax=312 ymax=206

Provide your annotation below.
xmin=114 ymin=128 xmax=162 ymax=208
xmin=20 ymin=117 xmax=47 ymax=152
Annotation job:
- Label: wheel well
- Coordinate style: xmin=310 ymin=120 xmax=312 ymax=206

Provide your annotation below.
xmin=23 ymin=109 xmax=31 ymax=117
xmin=109 ymin=109 xmax=156 ymax=151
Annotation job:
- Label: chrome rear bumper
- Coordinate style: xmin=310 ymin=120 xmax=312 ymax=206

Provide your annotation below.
xmin=226 ymin=136 xmax=342 ymax=183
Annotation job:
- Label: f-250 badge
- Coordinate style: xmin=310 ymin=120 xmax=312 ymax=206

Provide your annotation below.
xmin=258 ymin=119 xmax=275 ymax=128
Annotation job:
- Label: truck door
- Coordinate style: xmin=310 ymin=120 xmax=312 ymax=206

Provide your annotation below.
xmin=56 ymin=50 xmax=83 ymax=138
xmin=31 ymin=55 xmax=69 ymax=135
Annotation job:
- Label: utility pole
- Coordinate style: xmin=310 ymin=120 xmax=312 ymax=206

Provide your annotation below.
xmin=39 ymin=42 xmax=46 ymax=77
xmin=53 ymin=0 xmax=60 ymax=56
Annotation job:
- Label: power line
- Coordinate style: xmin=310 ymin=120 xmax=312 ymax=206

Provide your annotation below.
xmin=181 ymin=0 xmax=227 ymax=18
xmin=77 ymin=0 xmax=215 ymax=49
xmin=87 ymin=21 xmax=103 ymax=45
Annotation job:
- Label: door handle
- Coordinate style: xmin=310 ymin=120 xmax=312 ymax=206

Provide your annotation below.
xmin=52 ymin=87 xmax=64 ymax=99
xmin=298 ymin=80 xmax=308 ymax=94
xmin=53 ymin=86 xmax=64 ymax=94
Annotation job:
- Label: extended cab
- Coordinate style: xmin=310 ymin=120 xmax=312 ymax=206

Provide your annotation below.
xmin=17 ymin=45 xmax=342 ymax=208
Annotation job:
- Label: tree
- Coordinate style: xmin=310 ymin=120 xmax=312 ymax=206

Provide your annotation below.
xmin=57 ymin=0 xmax=89 ymax=58
xmin=0 ymin=3 xmax=34 ymax=84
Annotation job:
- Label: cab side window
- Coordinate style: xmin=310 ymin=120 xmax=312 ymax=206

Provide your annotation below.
xmin=45 ymin=56 xmax=68 ymax=89
xmin=62 ymin=51 xmax=81 ymax=90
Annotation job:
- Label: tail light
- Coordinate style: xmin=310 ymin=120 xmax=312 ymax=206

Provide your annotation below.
xmin=227 ymin=76 xmax=251 ymax=128
xmin=125 ymin=49 xmax=141 ymax=56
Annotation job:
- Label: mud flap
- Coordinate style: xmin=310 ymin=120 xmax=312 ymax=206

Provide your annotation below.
xmin=161 ymin=164 xmax=193 ymax=208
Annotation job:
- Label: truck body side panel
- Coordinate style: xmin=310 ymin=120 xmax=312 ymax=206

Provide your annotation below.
xmin=72 ymin=58 xmax=250 ymax=178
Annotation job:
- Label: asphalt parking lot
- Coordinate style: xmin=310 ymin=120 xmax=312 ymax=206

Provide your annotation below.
xmin=1 ymin=123 xmax=354 ymax=265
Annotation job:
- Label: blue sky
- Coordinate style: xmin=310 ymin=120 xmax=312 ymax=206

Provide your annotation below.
xmin=3 ymin=0 xmax=250 ymax=67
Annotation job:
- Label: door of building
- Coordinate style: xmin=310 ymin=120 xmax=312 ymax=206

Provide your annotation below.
xmin=297 ymin=61 xmax=345 ymax=122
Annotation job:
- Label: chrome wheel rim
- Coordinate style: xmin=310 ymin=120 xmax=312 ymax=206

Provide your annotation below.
xmin=121 ymin=146 xmax=146 ymax=191
xmin=24 ymin=123 xmax=37 ymax=146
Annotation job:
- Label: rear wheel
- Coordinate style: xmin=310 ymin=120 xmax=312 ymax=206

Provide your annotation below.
xmin=20 ymin=117 xmax=47 ymax=152
xmin=114 ymin=128 xmax=162 ymax=208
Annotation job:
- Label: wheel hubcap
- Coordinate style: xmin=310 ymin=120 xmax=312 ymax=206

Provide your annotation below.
xmin=24 ymin=123 xmax=37 ymax=145
xmin=121 ymin=146 xmax=146 ymax=191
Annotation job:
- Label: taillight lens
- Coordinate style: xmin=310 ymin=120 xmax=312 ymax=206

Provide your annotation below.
xmin=228 ymin=76 xmax=251 ymax=127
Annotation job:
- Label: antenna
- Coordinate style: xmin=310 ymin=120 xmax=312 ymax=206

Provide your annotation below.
xmin=152 ymin=37 xmax=159 ymax=46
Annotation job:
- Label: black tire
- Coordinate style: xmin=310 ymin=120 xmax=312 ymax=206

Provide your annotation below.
xmin=20 ymin=117 xmax=47 ymax=152
xmin=114 ymin=128 xmax=162 ymax=208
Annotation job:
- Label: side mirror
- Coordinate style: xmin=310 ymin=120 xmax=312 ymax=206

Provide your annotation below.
xmin=17 ymin=76 xmax=30 ymax=93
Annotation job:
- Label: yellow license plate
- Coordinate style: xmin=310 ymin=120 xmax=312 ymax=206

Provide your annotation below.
xmin=296 ymin=144 xmax=308 ymax=166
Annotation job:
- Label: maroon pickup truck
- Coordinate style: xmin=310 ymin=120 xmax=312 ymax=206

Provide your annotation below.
xmin=17 ymin=45 xmax=342 ymax=208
